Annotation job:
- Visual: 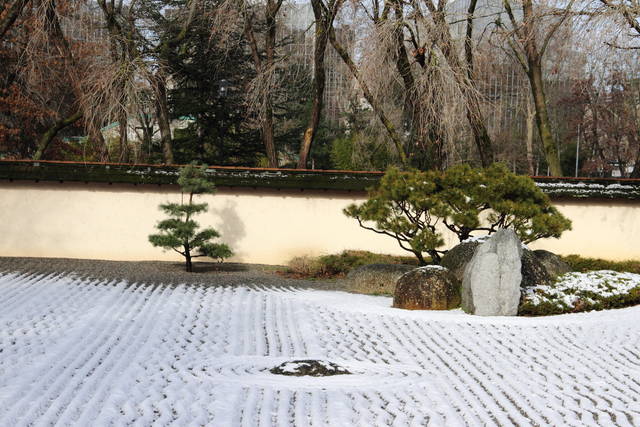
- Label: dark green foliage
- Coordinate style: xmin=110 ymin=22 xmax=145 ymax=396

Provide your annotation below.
xmin=345 ymin=163 xmax=572 ymax=264
xmin=344 ymin=167 xmax=445 ymax=264
xmin=149 ymin=163 xmax=232 ymax=271
xmin=140 ymin=0 xmax=262 ymax=166
xmin=328 ymin=100 xmax=398 ymax=171
xmin=329 ymin=132 xmax=395 ymax=171
xmin=438 ymin=163 xmax=572 ymax=243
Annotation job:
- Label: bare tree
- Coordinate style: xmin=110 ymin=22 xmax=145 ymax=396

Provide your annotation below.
xmin=495 ymin=0 xmax=577 ymax=176
xmin=327 ymin=17 xmax=410 ymax=167
xmin=30 ymin=0 xmax=108 ymax=160
xmin=239 ymin=0 xmax=284 ymax=168
xmin=326 ymin=0 xmax=497 ymax=169
xmin=96 ymin=0 xmax=141 ymax=162
xmin=297 ymin=0 xmax=342 ymax=169
xmin=150 ymin=0 xmax=200 ymax=164
xmin=410 ymin=0 xmax=494 ymax=167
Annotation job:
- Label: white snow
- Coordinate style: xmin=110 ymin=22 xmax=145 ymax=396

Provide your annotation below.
xmin=1 ymin=272 xmax=640 ymax=425
xmin=461 ymin=235 xmax=490 ymax=244
xmin=417 ymin=265 xmax=447 ymax=271
xmin=461 ymin=234 xmax=530 ymax=250
xmin=523 ymin=270 xmax=640 ymax=308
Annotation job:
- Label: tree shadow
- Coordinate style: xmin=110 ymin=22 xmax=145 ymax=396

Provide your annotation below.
xmin=191 ymin=262 xmax=249 ymax=273
xmin=209 ymin=199 xmax=246 ymax=259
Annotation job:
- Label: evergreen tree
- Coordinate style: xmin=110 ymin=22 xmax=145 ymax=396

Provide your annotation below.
xmin=149 ymin=163 xmax=233 ymax=272
xmin=344 ymin=164 xmax=572 ymax=264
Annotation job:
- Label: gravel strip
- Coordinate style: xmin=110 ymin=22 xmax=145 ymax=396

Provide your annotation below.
xmin=0 ymin=257 xmax=347 ymax=291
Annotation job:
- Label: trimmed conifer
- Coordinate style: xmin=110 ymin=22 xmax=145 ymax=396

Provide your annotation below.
xmin=149 ymin=163 xmax=233 ymax=272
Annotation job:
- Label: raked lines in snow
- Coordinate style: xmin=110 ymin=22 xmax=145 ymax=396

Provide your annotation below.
xmin=1 ymin=272 xmax=640 ymax=426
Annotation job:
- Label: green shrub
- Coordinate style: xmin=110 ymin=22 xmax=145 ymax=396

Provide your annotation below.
xmin=286 ymin=250 xmax=419 ymax=278
xmin=561 ymin=255 xmax=640 ymax=274
xmin=344 ymin=163 xmax=572 ymax=264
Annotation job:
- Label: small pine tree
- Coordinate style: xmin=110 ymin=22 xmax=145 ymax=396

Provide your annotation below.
xmin=149 ymin=163 xmax=233 ymax=272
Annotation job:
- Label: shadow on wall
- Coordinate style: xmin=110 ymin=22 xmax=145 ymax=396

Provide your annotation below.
xmin=209 ymin=200 xmax=246 ymax=261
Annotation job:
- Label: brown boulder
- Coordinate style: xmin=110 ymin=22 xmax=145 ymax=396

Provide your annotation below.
xmin=393 ymin=266 xmax=461 ymax=310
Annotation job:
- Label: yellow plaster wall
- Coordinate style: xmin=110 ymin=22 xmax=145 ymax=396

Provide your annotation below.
xmin=0 ymin=182 xmax=638 ymax=264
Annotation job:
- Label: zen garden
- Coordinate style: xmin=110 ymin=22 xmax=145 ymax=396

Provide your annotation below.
xmin=2 ymin=0 xmax=640 ymax=426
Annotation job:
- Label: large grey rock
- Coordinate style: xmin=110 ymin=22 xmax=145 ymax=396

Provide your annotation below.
xmin=520 ymin=249 xmax=552 ymax=288
xmin=462 ymin=229 xmax=522 ymax=316
xmin=441 ymin=237 xmax=568 ymax=289
xmin=440 ymin=240 xmax=481 ymax=281
xmin=393 ymin=266 xmax=461 ymax=310
xmin=533 ymin=249 xmax=572 ymax=279
xmin=346 ymin=263 xmax=415 ymax=295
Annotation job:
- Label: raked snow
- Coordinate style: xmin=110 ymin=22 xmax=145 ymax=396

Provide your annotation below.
xmin=1 ymin=271 xmax=640 ymax=426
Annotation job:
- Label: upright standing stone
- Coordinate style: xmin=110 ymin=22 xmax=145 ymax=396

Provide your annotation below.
xmin=461 ymin=229 xmax=523 ymax=316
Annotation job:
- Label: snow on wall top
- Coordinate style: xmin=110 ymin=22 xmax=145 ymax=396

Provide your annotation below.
xmin=0 ymin=160 xmax=639 ymax=199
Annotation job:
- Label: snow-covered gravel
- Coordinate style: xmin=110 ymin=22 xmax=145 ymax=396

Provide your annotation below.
xmin=1 ymin=271 xmax=640 ymax=426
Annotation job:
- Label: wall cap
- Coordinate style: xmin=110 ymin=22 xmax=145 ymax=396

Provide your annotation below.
xmin=1 ymin=160 xmax=639 ymax=199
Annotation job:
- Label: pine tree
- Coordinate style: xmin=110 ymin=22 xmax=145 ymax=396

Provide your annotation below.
xmin=149 ymin=163 xmax=233 ymax=272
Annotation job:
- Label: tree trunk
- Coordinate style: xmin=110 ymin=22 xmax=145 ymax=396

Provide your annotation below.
xmin=426 ymin=249 xmax=441 ymax=264
xmin=261 ymin=1 xmax=280 ymax=168
xmin=461 ymin=0 xmax=494 ymax=167
xmin=263 ymin=100 xmax=278 ymax=167
xmin=328 ymin=26 xmax=409 ymax=167
xmin=464 ymin=97 xmax=494 ymax=167
xmin=184 ymin=245 xmax=193 ymax=272
xmin=390 ymin=1 xmax=444 ymax=169
xmin=154 ymin=75 xmax=174 ymax=164
xmin=297 ymin=1 xmax=332 ymax=169
xmin=413 ymin=250 xmax=428 ymax=265
xmin=528 ymin=62 xmax=563 ymax=176
xmin=118 ymin=112 xmax=128 ymax=162
xmin=45 ymin=0 xmax=112 ymax=160
xmin=525 ymin=99 xmax=536 ymax=175
xmin=34 ymin=111 xmax=83 ymax=160
xmin=631 ymin=155 xmax=640 ymax=178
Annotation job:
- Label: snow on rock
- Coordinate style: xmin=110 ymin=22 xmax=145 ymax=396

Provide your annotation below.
xmin=1 ymin=271 xmax=640 ymax=425
xmin=416 ymin=265 xmax=448 ymax=271
xmin=462 ymin=234 xmax=530 ymax=250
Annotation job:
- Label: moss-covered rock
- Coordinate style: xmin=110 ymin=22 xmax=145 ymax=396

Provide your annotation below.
xmin=393 ymin=266 xmax=461 ymax=310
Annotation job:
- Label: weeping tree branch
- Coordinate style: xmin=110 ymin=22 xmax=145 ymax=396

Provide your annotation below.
xmin=328 ymin=23 xmax=409 ymax=167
